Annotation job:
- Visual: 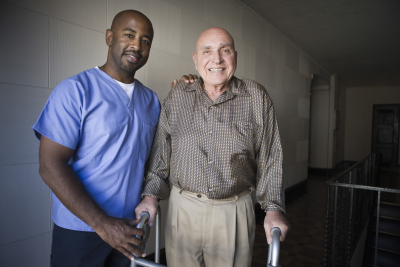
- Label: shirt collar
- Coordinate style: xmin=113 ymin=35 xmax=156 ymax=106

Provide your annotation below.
xmin=184 ymin=76 xmax=251 ymax=97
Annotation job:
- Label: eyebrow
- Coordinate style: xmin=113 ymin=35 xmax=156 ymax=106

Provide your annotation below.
xmin=123 ymin=28 xmax=153 ymax=41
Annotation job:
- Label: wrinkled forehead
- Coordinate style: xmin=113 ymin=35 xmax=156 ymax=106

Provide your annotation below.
xmin=196 ymin=29 xmax=235 ymax=51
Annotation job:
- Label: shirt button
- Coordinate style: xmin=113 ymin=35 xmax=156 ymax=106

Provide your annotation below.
xmin=208 ymin=188 xmax=213 ymax=192
xmin=208 ymin=160 xmax=213 ymax=164
xmin=209 ymin=131 xmax=212 ymax=134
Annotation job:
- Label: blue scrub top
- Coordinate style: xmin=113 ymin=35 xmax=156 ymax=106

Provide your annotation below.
xmin=32 ymin=68 xmax=160 ymax=231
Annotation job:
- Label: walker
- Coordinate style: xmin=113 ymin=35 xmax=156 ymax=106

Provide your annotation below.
xmin=131 ymin=206 xmax=281 ymax=267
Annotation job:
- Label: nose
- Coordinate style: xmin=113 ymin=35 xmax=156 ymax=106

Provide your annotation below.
xmin=212 ymin=51 xmax=222 ymax=64
xmin=130 ymin=37 xmax=142 ymax=51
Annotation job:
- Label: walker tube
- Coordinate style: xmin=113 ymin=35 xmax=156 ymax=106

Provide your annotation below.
xmin=267 ymin=227 xmax=281 ymax=267
xmin=155 ymin=206 xmax=161 ymax=263
xmin=131 ymin=208 xmax=166 ymax=267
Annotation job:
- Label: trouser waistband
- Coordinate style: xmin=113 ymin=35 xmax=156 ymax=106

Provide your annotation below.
xmin=172 ymin=185 xmax=251 ymax=203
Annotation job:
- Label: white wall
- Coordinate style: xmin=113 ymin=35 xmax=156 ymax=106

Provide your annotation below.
xmin=344 ymin=86 xmax=400 ymax=162
xmin=0 ymin=0 xmax=330 ymax=265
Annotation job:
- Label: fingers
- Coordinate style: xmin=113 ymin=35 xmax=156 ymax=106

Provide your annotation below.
xmin=178 ymin=74 xmax=198 ymax=84
xmin=264 ymin=210 xmax=290 ymax=244
xmin=125 ymin=241 xmax=146 ymax=258
xmin=118 ymin=247 xmax=136 ymax=261
xmin=134 ymin=196 xmax=158 ymax=227
xmin=94 ymin=217 xmax=147 ymax=261
xmin=171 ymin=79 xmax=178 ymax=89
xmin=265 ymin=226 xmax=273 ymax=244
xmin=179 ymin=75 xmax=189 ymax=83
xmin=279 ymin=222 xmax=290 ymax=242
xmin=187 ymin=74 xmax=198 ymax=83
xmin=118 ymin=243 xmax=146 ymax=261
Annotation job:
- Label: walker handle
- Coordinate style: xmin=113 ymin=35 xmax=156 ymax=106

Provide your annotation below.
xmin=131 ymin=207 xmax=166 ymax=267
xmin=132 ymin=212 xmax=150 ymax=258
xmin=267 ymin=227 xmax=281 ymax=267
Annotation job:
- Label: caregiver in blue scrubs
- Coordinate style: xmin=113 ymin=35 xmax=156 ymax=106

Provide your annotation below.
xmin=33 ymin=10 xmax=160 ymax=267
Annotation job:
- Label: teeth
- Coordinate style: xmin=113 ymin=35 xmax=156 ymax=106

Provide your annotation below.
xmin=209 ymin=68 xmax=223 ymax=72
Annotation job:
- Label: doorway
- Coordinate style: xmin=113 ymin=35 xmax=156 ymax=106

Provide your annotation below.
xmin=371 ymin=104 xmax=400 ymax=168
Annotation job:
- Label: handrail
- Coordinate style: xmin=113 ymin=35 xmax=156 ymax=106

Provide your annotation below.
xmin=325 ymin=153 xmax=399 ymax=267
xmin=326 ymin=154 xmax=372 ymax=184
xmin=327 ymin=182 xmax=400 ymax=193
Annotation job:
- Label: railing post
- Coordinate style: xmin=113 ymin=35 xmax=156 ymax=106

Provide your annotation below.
xmin=325 ymin=184 xmax=332 ymax=267
xmin=347 ymin=186 xmax=354 ymax=266
xmin=374 ymin=191 xmax=381 ymax=267
xmin=332 ymin=186 xmax=338 ymax=267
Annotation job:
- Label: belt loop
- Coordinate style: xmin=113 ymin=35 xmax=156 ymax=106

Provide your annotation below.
xmin=179 ymin=189 xmax=183 ymax=194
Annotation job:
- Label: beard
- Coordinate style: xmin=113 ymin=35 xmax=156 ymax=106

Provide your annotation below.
xmin=119 ymin=61 xmax=137 ymax=74
xmin=118 ymin=49 xmax=144 ymax=74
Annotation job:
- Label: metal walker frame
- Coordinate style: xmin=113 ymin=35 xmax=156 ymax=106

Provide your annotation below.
xmin=131 ymin=206 xmax=281 ymax=267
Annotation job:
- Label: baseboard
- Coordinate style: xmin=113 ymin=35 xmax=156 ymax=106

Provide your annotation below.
xmin=308 ymin=161 xmax=358 ymax=176
xmin=308 ymin=167 xmax=334 ymax=176
xmin=254 ymin=179 xmax=307 ymax=224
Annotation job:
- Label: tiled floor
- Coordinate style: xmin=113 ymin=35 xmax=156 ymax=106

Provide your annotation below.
xmin=251 ymin=175 xmax=329 ymax=267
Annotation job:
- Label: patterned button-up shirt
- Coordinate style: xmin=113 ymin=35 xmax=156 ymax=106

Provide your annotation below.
xmin=142 ymin=77 xmax=285 ymax=212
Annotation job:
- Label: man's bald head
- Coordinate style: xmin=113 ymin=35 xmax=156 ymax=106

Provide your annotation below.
xmin=196 ymin=27 xmax=235 ymax=52
xmin=111 ymin=10 xmax=153 ymax=38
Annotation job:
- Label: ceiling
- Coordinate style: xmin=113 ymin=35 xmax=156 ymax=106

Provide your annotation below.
xmin=241 ymin=0 xmax=400 ymax=87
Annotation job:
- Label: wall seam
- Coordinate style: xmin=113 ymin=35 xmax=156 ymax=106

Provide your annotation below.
xmin=0 ymin=231 xmax=52 ymax=248
xmin=0 ymin=82 xmax=53 ymax=91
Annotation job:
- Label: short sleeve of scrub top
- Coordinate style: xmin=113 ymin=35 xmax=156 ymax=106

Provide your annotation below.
xmin=33 ymin=78 xmax=83 ymax=149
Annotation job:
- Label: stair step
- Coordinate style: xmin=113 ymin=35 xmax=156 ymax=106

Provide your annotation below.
xmin=374 ymin=202 xmax=400 ymax=220
xmin=364 ymin=247 xmax=400 ymax=267
xmin=370 ymin=217 xmax=400 ymax=236
xmin=366 ymin=232 xmax=400 ymax=254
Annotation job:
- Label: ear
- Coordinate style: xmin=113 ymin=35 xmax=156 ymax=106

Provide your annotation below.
xmin=105 ymin=29 xmax=113 ymax=47
xmin=192 ymin=53 xmax=198 ymax=70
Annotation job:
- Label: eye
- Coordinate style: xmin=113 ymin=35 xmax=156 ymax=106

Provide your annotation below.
xmin=204 ymin=50 xmax=210 ymax=54
xmin=141 ymin=39 xmax=150 ymax=45
xmin=125 ymin=34 xmax=133 ymax=38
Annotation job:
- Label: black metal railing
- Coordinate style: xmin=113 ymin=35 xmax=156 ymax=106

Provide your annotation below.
xmin=324 ymin=154 xmax=400 ymax=267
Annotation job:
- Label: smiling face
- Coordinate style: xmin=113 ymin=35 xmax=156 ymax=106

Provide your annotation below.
xmin=193 ymin=28 xmax=237 ymax=90
xmin=106 ymin=10 xmax=153 ymax=77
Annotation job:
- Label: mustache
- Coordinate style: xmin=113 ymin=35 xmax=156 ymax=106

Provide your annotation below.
xmin=122 ymin=50 xmax=142 ymax=59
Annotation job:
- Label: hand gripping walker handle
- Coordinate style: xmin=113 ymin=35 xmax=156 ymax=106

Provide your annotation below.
xmin=267 ymin=227 xmax=281 ymax=267
xmin=131 ymin=207 xmax=167 ymax=267
xmin=132 ymin=212 xmax=151 ymax=258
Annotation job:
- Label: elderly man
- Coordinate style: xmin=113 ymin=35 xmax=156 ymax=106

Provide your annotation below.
xmin=136 ymin=27 xmax=289 ymax=267
xmin=33 ymin=10 xmax=160 ymax=267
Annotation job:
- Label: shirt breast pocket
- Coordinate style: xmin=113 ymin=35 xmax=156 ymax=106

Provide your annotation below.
xmin=139 ymin=122 xmax=157 ymax=162
xmin=231 ymin=121 xmax=253 ymax=153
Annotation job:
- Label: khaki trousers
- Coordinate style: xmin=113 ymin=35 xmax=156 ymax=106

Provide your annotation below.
xmin=165 ymin=186 xmax=256 ymax=267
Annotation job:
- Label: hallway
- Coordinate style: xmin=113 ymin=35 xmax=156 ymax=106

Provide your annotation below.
xmin=252 ymin=175 xmax=329 ymax=267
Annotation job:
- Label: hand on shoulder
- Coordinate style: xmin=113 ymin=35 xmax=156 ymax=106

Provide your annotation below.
xmin=171 ymin=74 xmax=198 ymax=88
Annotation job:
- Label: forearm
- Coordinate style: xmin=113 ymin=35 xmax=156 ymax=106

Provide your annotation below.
xmin=257 ymin=101 xmax=285 ymax=212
